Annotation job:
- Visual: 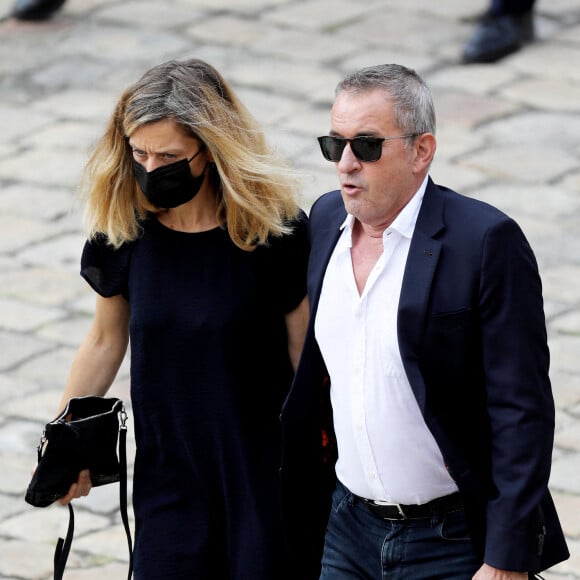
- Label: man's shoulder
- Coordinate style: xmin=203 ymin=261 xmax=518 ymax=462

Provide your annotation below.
xmin=310 ymin=189 xmax=343 ymax=213
xmin=428 ymin=181 xmax=511 ymax=226
xmin=309 ymin=189 xmax=345 ymax=227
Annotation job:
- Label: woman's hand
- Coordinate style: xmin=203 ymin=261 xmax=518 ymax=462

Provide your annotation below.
xmin=58 ymin=469 xmax=92 ymax=505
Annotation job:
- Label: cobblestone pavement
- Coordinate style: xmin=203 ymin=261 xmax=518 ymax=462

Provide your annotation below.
xmin=0 ymin=0 xmax=579 ymax=578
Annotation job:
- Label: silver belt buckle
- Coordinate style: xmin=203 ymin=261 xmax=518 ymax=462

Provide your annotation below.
xmin=395 ymin=503 xmax=407 ymax=519
xmin=372 ymin=499 xmax=408 ymax=519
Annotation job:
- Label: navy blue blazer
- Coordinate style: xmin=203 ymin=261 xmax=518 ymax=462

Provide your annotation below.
xmin=280 ymin=178 xmax=569 ymax=577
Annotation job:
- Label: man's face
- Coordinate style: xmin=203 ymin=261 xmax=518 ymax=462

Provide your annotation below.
xmin=329 ymin=88 xmax=422 ymax=230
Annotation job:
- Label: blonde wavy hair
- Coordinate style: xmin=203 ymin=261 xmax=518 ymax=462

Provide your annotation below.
xmin=81 ymin=58 xmax=301 ymax=250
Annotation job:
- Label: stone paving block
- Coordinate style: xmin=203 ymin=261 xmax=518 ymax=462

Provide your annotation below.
xmin=0 ymin=418 xmax=47 ymax=457
xmin=432 ymin=88 xmax=520 ymax=129
xmin=94 ymin=0 xmax=205 ymax=28
xmin=554 ymin=421 xmax=580 ymax=452
xmin=468 ymin=184 xmax=580 ymax=223
xmin=339 ymin=7 xmax=463 ymax=53
xmin=0 ymin=267 xmax=87 ymax=307
xmin=234 ymin=87 xmax=305 ymax=128
xmin=19 ymin=120 xmax=103 ymax=154
xmin=174 ymin=0 xmax=290 ymax=11
xmin=458 ymin=144 xmax=578 ymax=184
xmin=0 ymin=493 xmax=26 ymax=521
xmin=74 ymin=525 xmax=133 ymax=562
xmin=0 ymin=375 xmax=42 ymax=405
xmin=551 ymin=451 xmax=580 ymax=494
xmin=1 ymin=183 xmax=80 ymax=222
xmin=552 ymin=311 xmax=580 ymax=336
xmin=0 ymin=451 xmax=37 ymax=495
xmin=550 ymin=372 xmax=580 ymax=409
xmin=511 ymin=44 xmax=580 ymax=84
xmin=500 ymin=78 xmax=580 ymax=112
xmin=15 ymin=232 xmax=86 ymax=269
xmin=264 ymin=0 xmax=384 ymax=31
xmin=226 ymin=57 xmax=340 ymax=99
xmin=3 ymin=388 xmax=67 ymax=422
xmin=430 ymin=160 xmax=489 ymax=193
xmin=0 ymin=502 xmax=110 ymax=544
xmin=427 ymin=64 xmax=517 ymax=96
xmin=54 ymin=23 xmax=194 ymax=64
xmin=558 ymin=171 xmax=580 ymax=192
xmin=0 ymin=297 xmax=67 ymax=333
xmin=545 ymin=537 xmax=580 ymax=578
xmin=0 ymin=330 xmax=54 ymax=373
xmin=251 ymin=26 xmax=356 ymax=64
xmin=552 ymin=491 xmax=580 ymax=540
xmin=543 ymin=266 xmax=580 ymax=304
xmin=53 ymin=562 xmax=131 ymax=580
xmin=29 ymin=90 xmax=119 ymax=124
xmin=550 ymin=335 xmax=580 ymax=376
xmin=535 ymin=232 xmax=580 ymax=270
xmin=0 ymin=104 xmax=54 ymax=143
xmin=0 ymin=538 xmax=56 ymax=579
xmin=37 ymin=316 xmax=92 ymax=348
xmin=0 ymin=147 xmax=85 ymax=189
xmin=379 ymin=0 xmax=483 ymax=20
xmin=559 ymin=23 xmax=580 ymax=43
xmin=476 ymin=110 xmax=580 ymax=149
xmin=186 ymin=14 xmax=282 ymax=48
xmin=0 ymin=215 xmax=63 ymax=255
xmin=339 ymin=49 xmax=438 ymax=81
xmin=11 ymin=344 xmax=77 ymax=387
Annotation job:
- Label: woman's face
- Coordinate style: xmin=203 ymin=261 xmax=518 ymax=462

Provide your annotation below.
xmin=128 ymin=118 xmax=208 ymax=175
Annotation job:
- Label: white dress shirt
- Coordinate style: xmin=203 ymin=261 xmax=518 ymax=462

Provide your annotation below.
xmin=315 ymin=176 xmax=458 ymax=504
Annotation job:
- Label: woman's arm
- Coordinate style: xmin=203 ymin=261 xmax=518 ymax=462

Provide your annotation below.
xmin=57 ymin=293 xmax=130 ymax=504
xmin=58 ymin=293 xmax=130 ymax=412
xmin=285 ymin=296 xmax=309 ymax=372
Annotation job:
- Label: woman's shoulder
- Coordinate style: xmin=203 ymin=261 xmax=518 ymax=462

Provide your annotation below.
xmin=80 ymin=232 xmax=139 ymax=298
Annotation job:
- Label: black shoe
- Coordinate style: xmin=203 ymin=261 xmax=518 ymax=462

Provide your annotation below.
xmin=461 ymin=11 xmax=535 ymax=64
xmin=12 ymin=0 xmax=66 ymax=21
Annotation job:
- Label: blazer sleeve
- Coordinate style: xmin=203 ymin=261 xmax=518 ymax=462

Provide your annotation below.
xmin=478 ymin=215 xmax=555 ymax=571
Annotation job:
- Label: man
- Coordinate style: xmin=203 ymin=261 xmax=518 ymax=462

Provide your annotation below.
xmin=280 ymin=64 xmax=568 ymax=579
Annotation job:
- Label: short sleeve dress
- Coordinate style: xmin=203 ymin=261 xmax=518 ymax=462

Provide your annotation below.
xmin=80 ymin=212 xmax=309 ymax=580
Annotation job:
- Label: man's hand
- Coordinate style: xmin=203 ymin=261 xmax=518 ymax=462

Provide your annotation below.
xmin=473 ymin=563 xmax=528 ymax=579
xmin=58 ymin=469 xmax=92 ymax=505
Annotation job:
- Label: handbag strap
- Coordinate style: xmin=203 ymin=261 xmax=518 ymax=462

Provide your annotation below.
xmin=119 ymin=416 xmax=134 ymax=578
xmin=53 ymin=406 xmax=133 ymax=580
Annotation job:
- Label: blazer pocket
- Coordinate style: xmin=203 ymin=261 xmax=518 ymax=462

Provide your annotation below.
xmin=430 ymin=307 xmax=473 ymax=331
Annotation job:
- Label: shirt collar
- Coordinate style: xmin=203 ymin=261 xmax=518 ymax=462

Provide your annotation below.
xmin=339 ymin=175 xmax=429 ymax=242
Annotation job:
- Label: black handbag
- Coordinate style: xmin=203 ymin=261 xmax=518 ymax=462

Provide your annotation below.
xmin=25 ymin=396 xmax=133 ymax=580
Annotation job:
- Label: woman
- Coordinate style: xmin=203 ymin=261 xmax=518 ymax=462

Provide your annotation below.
xmin=58 ymin=58 xmax=309 ymax=579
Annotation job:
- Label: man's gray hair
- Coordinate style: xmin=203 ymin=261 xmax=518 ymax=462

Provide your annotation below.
xmin=336 ymin=64 xmax=436 ymax=136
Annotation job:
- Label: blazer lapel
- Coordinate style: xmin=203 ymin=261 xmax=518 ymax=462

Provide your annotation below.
xmin=398 ymin=179 xmax=445 ymax=411
xmin=308 ymin=192 xmax=346 ymax=317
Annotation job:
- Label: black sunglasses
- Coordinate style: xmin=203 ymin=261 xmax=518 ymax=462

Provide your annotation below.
xmin=317 ymin=134 xmax=419 ymax=162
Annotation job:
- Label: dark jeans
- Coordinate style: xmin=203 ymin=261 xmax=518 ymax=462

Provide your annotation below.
xmin=320 ymin=480 xmax=481 ymax=580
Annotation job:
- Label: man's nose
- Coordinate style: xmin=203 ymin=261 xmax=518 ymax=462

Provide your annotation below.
xmin=336 ymin=143 xmax=361 ymax=172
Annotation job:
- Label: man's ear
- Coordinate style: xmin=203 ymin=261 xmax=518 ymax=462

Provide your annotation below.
xmin=412 ymin=133 xmax=436 ymax=173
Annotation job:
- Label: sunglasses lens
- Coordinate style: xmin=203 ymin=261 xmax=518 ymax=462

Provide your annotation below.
xmin=318 ymin=136 xmax=345 ymax=161
xmin=318 ymin=136 xmax=384 ymax=162
xmin=351 ymin=138 xmax=382 ymax=162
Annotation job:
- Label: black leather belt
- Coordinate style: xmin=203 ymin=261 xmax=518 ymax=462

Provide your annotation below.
xmin=359 ymin=492 xmax=463 ymax=520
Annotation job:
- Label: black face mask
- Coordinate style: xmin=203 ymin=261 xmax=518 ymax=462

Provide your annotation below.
xmin=133 ymin=148 xmax=207 ymax=209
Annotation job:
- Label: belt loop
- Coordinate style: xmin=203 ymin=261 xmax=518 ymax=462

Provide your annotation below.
xmin=430 ymin=499 xmax=440 ymax=526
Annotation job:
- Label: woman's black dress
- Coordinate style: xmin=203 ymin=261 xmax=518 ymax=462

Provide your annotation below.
xmin=80 ymin=214 xmax=309 ymax=579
